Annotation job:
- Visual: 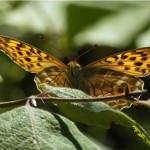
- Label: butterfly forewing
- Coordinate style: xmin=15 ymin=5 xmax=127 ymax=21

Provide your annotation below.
xmin=84 ymin=48 xmax=150 ymax=77
xmin=0 ymin=36 xmax=66 ymax=73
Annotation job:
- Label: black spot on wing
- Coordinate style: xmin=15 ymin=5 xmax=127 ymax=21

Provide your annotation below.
xmin=129 ymin=57 xmax=136 ymax=61
xmin=26 ymin=64 xmax=31 ymax=70
xmin=134 ymin=62 xmax=143 ymax=66
xmin=124 ymin=67 xmax=130 ymax=70
xmin=112 ymin=55 xmax=119 ymax=60
xmin=147 ymin=64 xmax=150 ymax=68
xmin=37 ymin=57 xmax=42 ymax=61
xmin=45 ymin=55 xmax=50 ymax=59
xmin=135 ymin=51 xmax=144 ymax=54
xmin=135 ymin=68 xmax=140 ymax=72
xmin=18 ymin=51 xmax=23 ymax=56
xmin=118 ymin=61 xmax=124 ymax=65
xmin=141 ymin=53 xmax=147 ymax=57
xmin=117 ymin=87 xmax=124 ymax=93
xmin=141 ymin=57 xmax=148 ymax=61
xmin=30 ymin=48 xmax=37 ymax=54
xmin=141 ymin=69 xmax=146 ymax=74
xmin=37 ymin=63 xmax=41 ymax=66
xmin=19 ymin=59 xmax=23 ymax=63
xmin=26 ymin=51 xmax=31 ymax=56
xmin=121 ymin=54 xmax=128 ymax=59
xmin=24 ymin=57 xmax=31 ymax=62
xmin=12 ymin=53 xmax=17 ymax=57
xmin=30 ymin=64 xmax=34 ymax=67
xmin=15 ymin=47 xmax=20 ymax=51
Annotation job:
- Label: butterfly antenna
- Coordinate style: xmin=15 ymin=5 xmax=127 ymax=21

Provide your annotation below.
xmin=76 ymin=44 xmax=97 ymax=61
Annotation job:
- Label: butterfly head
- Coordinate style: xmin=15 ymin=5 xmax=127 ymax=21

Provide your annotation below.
xmin=67 ymin=61 xmax=82 ymax=77
xmin=67 ymin=61 xmax=87 ymax=91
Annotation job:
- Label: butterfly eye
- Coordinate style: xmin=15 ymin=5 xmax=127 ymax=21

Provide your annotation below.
xmin=74 ymin=64 xmax=81 ymax=70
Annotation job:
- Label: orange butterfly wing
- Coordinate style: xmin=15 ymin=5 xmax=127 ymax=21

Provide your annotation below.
xmin=82 ymin=68 xmax=144 ymax=109
xmin=83 ymin=68 xmax=143 ymax=96
xmin=84 ymin=48 xmax=150 ymax=77
xmin=81 ymin=48 xmax=149 ymax=109
xmin=0 ymin=36 xmax=66 ymax=73
xmin=35 ymin=66 xmax=70 ymax=89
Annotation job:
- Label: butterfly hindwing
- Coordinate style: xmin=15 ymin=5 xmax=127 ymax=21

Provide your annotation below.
xmin=83 ymin=68 xmax=144 ymax=110
xmin=83 ymin=68 xmax=144 ymax=96
xmin=35 ymin=66 xmax=70 ymax=88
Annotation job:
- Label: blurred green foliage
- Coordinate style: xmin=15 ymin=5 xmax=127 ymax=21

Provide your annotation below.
xmin=0 ymin=1 xmax=150 ymax=149
xmin=67 ymin=4 xmax=114 ymax=39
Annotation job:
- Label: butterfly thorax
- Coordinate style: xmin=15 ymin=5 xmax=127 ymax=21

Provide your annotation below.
xmin=67 ymin=61 xmax=88 ymax=93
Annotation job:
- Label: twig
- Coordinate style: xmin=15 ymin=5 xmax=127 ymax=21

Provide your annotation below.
xmin=0 ymin=89 xmax=147 ymax=108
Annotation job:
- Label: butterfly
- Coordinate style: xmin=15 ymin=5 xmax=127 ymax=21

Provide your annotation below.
xmin=0 ymin=35 xmax=149 ymax=110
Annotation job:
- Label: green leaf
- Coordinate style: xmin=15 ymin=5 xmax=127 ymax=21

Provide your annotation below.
xmin=38 ymin=83 xmax=92 ymax=99
xmin=0 ymin=106 xmax=100 ymax=150
xmin=58 ymin=102 xmax=150 ymax=145
xmin=38 ymin=84 xmax=150 ymax=145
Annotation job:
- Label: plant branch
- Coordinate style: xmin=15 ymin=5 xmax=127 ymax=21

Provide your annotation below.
xmin=0 ymin=89 xmax=148 ymax=108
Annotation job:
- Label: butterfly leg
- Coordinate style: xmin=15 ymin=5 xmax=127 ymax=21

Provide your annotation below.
xmin=124 ymin=86 xmax=146 ymax=101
